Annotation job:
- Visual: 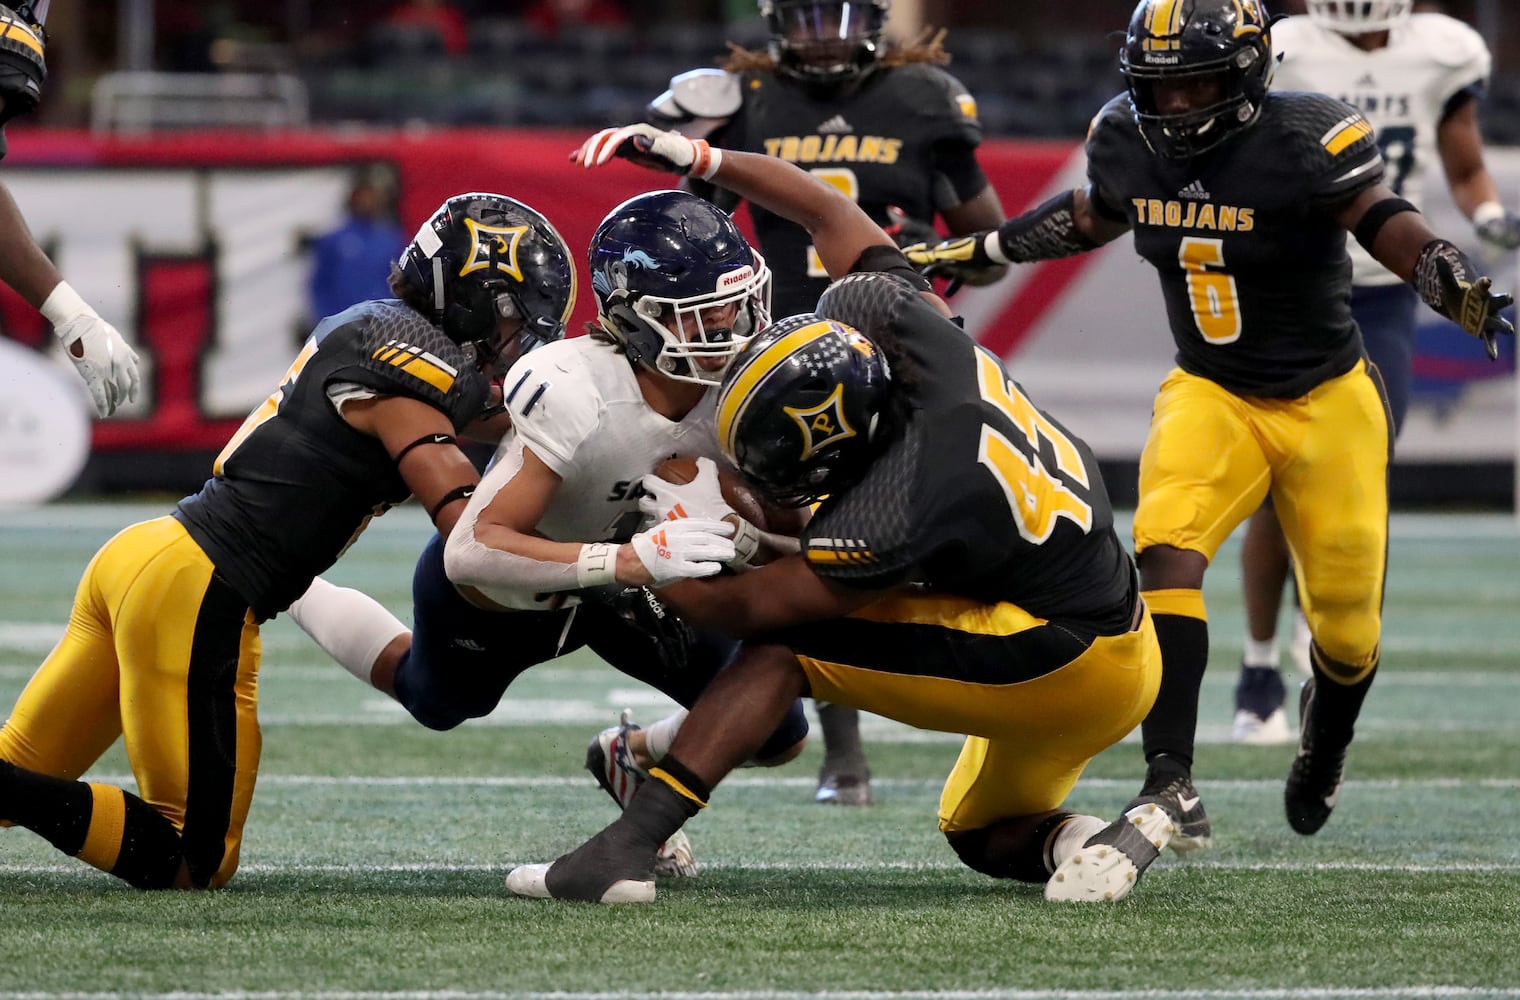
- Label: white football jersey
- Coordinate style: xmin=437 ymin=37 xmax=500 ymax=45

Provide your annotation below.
xmin=459 ymin=337 xmax=723 ymax=608
xmin=1270 ymin=13 xmax=1490 ymax=285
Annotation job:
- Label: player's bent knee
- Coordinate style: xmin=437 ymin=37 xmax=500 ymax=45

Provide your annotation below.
xmin=751 ymin=735 xmax=808 ymax=768
xmin=944 ymin=826 xmax=1049 ymax=885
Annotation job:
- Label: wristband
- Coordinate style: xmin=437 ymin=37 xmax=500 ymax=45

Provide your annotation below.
xmin=576 ymin=542 xmax=618 ymax=588
xmin=1473 ymin=201 xmax=1506 ymax=227
xmin=983 ymin=230 xmax=1012 ymax=265
xmin=41 ymin=281 xmax=94 ymax=328
xmin=692 ymin=141 xmax=722 ymax=181
xmin=726 ymin=517 xmax=760 ymax=568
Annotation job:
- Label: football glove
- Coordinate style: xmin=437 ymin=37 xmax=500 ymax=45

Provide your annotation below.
xmin=1416 ymin=240 xmax=1515 ymax=361
xmin=902 ymin=231 xmax=1008 ymax=295
xmin=573 ymin=124 xmax=722 ymax=180
xmin=640 ymin=457 xmax=734 ymax=523
xmin=582 ymin=584 xmax=696 ymax=677
xmin=640 ymin=457 xmax=760 ymax=569
xmin=882 ymin=205 xmax=939 ymax=250
xmin=628 ymin=517 xmax=735 ymax=587
xmin=44 ymin=282 xmax=141 ymax=418
xmin=1474 ymin=204 xmax=1520 ymax=251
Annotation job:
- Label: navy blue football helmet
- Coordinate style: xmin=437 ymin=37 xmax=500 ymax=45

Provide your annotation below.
xmin=589 ymin=190 xmax=771 ymax=385
xmin=397 ymin=192 xmax=576 ymax=368
xmin=762 ymin=0 xmax=889 ymax=87
xmin=1120 ymin=0 xmax=1274 ymax=159
xmin=715 ymin=313 xmax=891 ymax=507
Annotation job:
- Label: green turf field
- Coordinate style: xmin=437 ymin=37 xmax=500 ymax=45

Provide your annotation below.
xmin=1 ymin=502 xmax=1518 ymax=999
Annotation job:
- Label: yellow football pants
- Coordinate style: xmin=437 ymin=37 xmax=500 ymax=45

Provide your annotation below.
xmin=0 ymin=516 xmax=262 ymax=887
xmin=1133 ymin=362 xmax=1389 ymax=669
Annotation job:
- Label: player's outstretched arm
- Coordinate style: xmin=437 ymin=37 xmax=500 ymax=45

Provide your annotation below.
xmin=0 ymin=181 xmax=142 ymax=417
xmin=574 ymin=123 xmax=891 ymax=284
xmin=1341 ymin=183 xmax=1515 ymax=360
xmin=902 ymin=185 xmax=1129 ymax=283
xmin=1437 ymin=97 xmax=1520 ymax=251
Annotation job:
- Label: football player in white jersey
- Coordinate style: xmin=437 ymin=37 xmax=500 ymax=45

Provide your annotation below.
xmin=286 ymin=190 xmax=811 ymax=878
xmin=1231 ymin=0 xmax=1520 ymax=744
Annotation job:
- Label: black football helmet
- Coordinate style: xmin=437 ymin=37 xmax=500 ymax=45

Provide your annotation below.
xmin=0 ymin=2 xmax=46 ymax=134
xmin=397 ymin=192 xmax=576 ymax=368
xmin=715 ymin=313 xmax=891 ymax=507
xmin=762 ymin=0 xmax=889 ymax=87
xmin=1119 ymin=0 xmax=1274 ymax=159
xmin=589 ymin=190 xmax=771 ymax=386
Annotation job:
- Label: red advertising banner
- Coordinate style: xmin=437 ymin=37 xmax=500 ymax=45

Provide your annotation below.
xmin=0 ymin=128 xmax=1077 ymax=455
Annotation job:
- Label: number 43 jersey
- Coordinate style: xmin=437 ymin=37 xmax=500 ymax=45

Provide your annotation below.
xmin=1270 ymin=12 xmax=1491 ymax=287
xmin=1085 ymin=90 xmax=1384 ymax=399
xmin=802 ymin=274 xmax=1134 ymax=633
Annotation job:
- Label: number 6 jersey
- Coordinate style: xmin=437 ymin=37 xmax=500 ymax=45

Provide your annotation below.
xmin=1085 ymin=91 xmax=1384 ymax=398
xmin=1270 ymin=12 xmax=1491 ymax=288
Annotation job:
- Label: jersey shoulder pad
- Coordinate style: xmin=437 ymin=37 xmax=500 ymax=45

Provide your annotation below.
xmin=1410 ymin=13 xmax=1491 ymax=74
xmin=346 ymin=303 xmax=489 ymax=425
xmin=497 ymin=339 xmax=607 ymax=473
xmin=1266 ymin=92 xmax=1384 ymax=200
xmin=886 ymin=63 xmax=983 ymax=143
xmin=817 ymin=270 xmax=922 ymax=334
xmin=1084 ymin=94 xmax=1140 ymax=182
xmin=647 ymin=68 xmax=742 ymax=137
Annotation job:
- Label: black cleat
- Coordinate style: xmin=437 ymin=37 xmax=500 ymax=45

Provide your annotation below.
xmin=1285 ymin=678 xmax=1348 ymax=835
xmin=1125 ymin=763 xmax=1212 ymax=854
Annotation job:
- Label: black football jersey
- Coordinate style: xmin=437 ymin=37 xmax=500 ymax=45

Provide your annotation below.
xmin=1086 ymin=91 xmax=1385 ymax=398
xmin=174 ymin=300 xmax=490 ymax=621
xmin=714 ymin=64 xmax=983 ymax=317
xmin=802 ymin=275 xmax=1134 ymax=630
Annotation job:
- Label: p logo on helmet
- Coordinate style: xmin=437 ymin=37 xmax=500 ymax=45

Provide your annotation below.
xmin=460 ymin=219 xmax=527 ymax=282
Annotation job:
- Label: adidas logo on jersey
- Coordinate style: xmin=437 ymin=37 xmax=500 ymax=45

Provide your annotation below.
xmin=816 ymin=114 xmax=854 ymax=134
xmin=1178 ymin=180 xmax=1211 ymax=200
xmin=1355 ymin=73 xmax=1376 ymax=88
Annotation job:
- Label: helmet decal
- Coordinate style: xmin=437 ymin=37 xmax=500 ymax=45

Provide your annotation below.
xmin=787 ymin=382 xmax=856 ymax=460
xmin=589 ymin=190 xmax=771 ymax=385
xmin=1142 ymin=0 xmax=1185 ymax=51
xmin=717 ymin=316 xmax=840 ymax=457
xmin=460 ymin=218 xmax=527 ymax=280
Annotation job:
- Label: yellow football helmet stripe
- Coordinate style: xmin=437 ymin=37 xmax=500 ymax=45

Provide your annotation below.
xmin=717 ymin=319 xmax=839 ymax=458
xmin=1 ymin=18 xmax=44 ymax=58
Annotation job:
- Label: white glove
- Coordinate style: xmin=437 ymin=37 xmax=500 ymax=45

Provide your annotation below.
xmin=572 ymin=123 xmax=722 ymax=180
xmin=45 ymin=282 xmax=141 ymax=417
xmin=628 ymin=517 xmax=736 ymax=587
xmin=639 ymin=457 xmax=735 ymax=523
xmin=1474 ymin=202 xmax=1520 ymax=251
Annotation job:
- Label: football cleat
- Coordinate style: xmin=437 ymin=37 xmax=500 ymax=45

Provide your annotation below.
xmin=1045 ymin=802 xmax=1175 ymax=902
xmin=1285 ymin=678 xmax=1348 ymax=835
xmin=1233 ymin=664 xmax=1293 ymax=745
xmin=815 ymin=771 xmax=872 ymax=806
xmin=1233 ymin=707 xmax=1292 ymax=745
xmin=1124 ymin=763 xmax=1213 ymax=854
xmin=585 ymin=709 xmax=699 ymax=876
xmin=505 ymin=861 xmax=655 ymax=904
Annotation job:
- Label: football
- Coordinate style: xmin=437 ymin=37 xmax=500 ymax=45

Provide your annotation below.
xmin=651 ymin=456 xmax=772 ymax=531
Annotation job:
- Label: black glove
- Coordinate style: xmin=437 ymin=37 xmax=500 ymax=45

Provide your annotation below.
xmin=582 ymin=584 xmax=696 ymax=675
xmin=882 ymin=205 xmax=939 ymax=250
xmin=1417 ymin=240 xmax=1515 ymax=361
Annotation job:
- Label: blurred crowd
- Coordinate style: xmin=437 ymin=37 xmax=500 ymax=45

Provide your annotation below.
xmin=22 ymin=0 xmax=1520 ymax=141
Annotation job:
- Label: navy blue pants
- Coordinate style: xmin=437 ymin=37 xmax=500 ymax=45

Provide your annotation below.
xmin=392 ymin=534 xmax=808 ymax=758
xmin=1354 ymin=282 xmax=1417 ymax=437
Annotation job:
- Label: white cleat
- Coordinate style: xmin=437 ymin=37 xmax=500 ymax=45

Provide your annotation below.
xmin=1233 ymin=706 xmax=1293 ymax=745
xmin=1045 ymin=802 xmax=1174 ymax=903
xmin=504 ymin=862 xmax=656 ymax=904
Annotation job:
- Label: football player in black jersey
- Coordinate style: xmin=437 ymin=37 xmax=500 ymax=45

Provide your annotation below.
xmin=906 ymin=0 xmax=1513 ymax=845
xmin=646 ymin=0 xmax=1007 ymax=807
xmin=505 ymin=123 xmax=1172 ymax=904
xmin=0 ymin=2 xmax=140 ymax=416
xmin=0 ymin=192 xmax=578 ymax=889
